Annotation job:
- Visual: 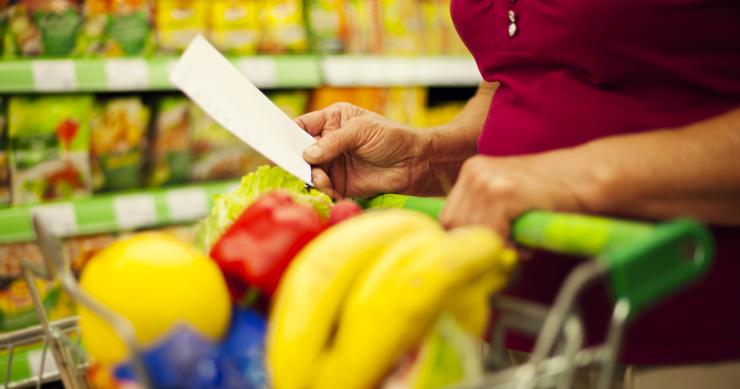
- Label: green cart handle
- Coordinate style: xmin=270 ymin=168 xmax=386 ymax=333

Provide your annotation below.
xmin=363 ymin=194 xmax=714 ymax=315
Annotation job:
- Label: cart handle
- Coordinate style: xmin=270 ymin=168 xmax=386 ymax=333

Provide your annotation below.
xmin=363 ymin=194 xmax=713 ymax=316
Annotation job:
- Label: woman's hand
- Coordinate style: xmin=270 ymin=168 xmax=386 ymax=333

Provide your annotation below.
xmin=297 ymin=102 xmax=431 ymax=198
xmin=439 ymin=155 xmax=588 ymax=237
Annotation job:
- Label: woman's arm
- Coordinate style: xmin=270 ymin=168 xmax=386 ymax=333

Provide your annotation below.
xmin=577 ymin=106 xmax=740 ymax=224
xmin=440 ymin=106 xmax=740 ymax=234
xmin=415 ymin=81 xmax=498 ymax=194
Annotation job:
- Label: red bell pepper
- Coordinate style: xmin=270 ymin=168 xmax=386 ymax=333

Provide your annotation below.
xmin=210 ymin=192 xmax=326 ymax=297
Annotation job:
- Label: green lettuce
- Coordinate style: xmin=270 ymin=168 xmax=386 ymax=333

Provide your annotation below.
xmin=195 ymin=165 xmax=333 ymax=252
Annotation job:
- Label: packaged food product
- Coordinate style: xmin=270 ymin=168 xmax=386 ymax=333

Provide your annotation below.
xmin=76 ymin=0 xmax=153 ymax=57
xmin=190 ymin=103 xmax=266 ymax=182
xmin=268 ymin=90 xmax=309 ymax=118
xmin=8 ymin=95 xmax=93 ymax=204
xmin=384 ymin=87 xmax=428 ymax=127
xmin=0 ymin=242 xmax=76 ymax=332
xmin=0 ymin=98 xmax=9 ymax=206
xmin=0 ymin=1 xmax=8 ymax=54
xmin=155 ymin=0 xmax=208 ymax=53
xmin=4 ymin=0 xmax=83 ymax=57
xmin=426 ymin=102 xmax=466 ymax=127
xmin=74 ymin=0 xmax=107 ymax=56
xmin=90 ymin=96 xmax=149 ymax=192
xmin=147 ymin=96 xmax=191 ymax=186
xmin=105 ymin=0 xmax=154 ymax=56
xmin=344 ymin=0 xmax=381 ymax=54
xmin=305 ymin=0 xmax=346 ymax=54
xmin=378 ymin=0 xmax=422 ymax=55
xmin=309 ymin=87 xmax=386 ymax=115
xmin=210 ymin=0 xmax=260 ymax=55
xmin=260 ymin=0 xmax=308 ymax=54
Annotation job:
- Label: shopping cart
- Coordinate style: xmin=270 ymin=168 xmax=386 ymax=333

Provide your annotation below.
xmin=0 ymin=195 xmax=713 ymax=389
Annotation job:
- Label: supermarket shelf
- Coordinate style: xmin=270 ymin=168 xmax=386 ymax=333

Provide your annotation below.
xmin=321 ymin=56 xmax=482 ymax=86
xmin=0 ymin=56 xmax=322 ymax=93
xmin=0 ymin=55 xmax=481 ymax=93
xmin=0 ymin=180 xmax=239 ymax=244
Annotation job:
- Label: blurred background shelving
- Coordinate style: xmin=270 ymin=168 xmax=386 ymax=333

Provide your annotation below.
xmin=0 ymin=1 xmax=480 ymax=382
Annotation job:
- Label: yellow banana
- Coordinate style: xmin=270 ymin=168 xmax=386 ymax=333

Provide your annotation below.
xmin=447 ymin=248 xmax=518 ymax=337
xmin=312 ymin=226 xmax=514 ymax=389
xmin=267 ymin=209 xmax=441 ymax=389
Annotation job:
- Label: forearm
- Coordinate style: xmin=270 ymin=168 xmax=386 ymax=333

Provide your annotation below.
xmin=414 ymin=82 xmax=497 ymax=195
xmin=562 ymin=107 xmax=740 ymax=224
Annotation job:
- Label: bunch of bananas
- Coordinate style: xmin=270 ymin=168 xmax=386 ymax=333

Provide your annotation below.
xmin=267 ymin=209 xmax=517 ymax=389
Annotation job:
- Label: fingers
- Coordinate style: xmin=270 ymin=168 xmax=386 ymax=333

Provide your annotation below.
xmin=311 ymin=168 xmax=341 ymax=199
xmin=303 ymin=119 xmax=363 ymax=165
xmin=294 ymin=102 xmax=356 ymax=137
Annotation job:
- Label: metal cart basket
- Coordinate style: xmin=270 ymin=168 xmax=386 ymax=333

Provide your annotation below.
xmin=0 ymin=196 xmax=714 ymax=389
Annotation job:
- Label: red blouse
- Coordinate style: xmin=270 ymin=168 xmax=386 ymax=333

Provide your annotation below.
xmin=451 ymin=0 xmax=740 ymax=364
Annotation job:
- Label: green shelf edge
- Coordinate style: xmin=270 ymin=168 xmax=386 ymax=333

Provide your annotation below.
xmin=0 ymin=55 xmax=478 ymax=93
xmin=0 ymin=180 xmax=239 ymax=244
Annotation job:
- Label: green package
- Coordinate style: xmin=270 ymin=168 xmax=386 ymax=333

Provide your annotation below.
xmin=0 ymin=97 xmax=9 ymax=206
xmin=305 ymin=0 xmax=345 ymax=54
xmin=90 ymin=97 xmax=149 ymax=192
xmin=8 ymin=95 xmax=93 ymax=204
xmin=4 ymin=0 xmax=82 ymax=57
xmin=148 ymin=96 xmax=191 ymax=187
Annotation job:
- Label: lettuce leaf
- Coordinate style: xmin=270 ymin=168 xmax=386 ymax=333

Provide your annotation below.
xmin=195 ymin=166 xmax=333 ymax=252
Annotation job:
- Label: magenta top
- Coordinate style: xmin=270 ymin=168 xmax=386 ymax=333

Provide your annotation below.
xmin=451 ymin=0 xmax=740 ymax=364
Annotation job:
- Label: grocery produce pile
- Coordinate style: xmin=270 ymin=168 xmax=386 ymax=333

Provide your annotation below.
xmin=76 ymin=166 xmax=518 ymax=389
xmin=1 ymin=0 xmax=466 ymax=57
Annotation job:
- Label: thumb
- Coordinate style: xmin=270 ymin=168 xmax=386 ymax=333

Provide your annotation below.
xmin=303 ymin=123 xmax=362 ymax=164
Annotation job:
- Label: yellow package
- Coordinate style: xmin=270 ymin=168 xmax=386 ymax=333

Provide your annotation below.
xmin=155 ymin=0 xmax=209 ymax=53
xmin=260 ymin=0 xmax=307 ymax=53
xmin=344 ymin=0 xmax=382 ymax=54
xmin=211 ymin=0 xmax=261 ymax=55
xmin=384 ymin=87 xmax=428 ymax=128
xmin=378 ymin=0 xmax=422 ymax=55
xmin=425 ymin=102 xmax=466 ymax=127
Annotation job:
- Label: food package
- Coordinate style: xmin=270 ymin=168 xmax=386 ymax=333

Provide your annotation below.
xmin=0 ymin=98 xmax=9 ymax=206
xmin=260 ymin=0 xmax=308 ymax=54
xmin=0 ymin=234 xmax=115 ymax=332
xmin=426 ymin=102 xmax=466 ymax=127
xmin=189 ymin=103 xmax=267 ymax=182
xmin=384 ymin=87 xmax=428 ymax=128
xmin=154 ymin=0 xmax=208 ymax=53
xmin=74 ymin=0 xmax=107 ymax=56
xmin=210 ymin=0 xmax=261 ymax=55
xmin=90 ymin=96 xmax=149 ymax=192
xmin=105 ymin=0 xmax=154 ymax=56
xmin=76 ymin=0 xmax=154 ymax=57
xmin=344 ymin=0 xmax=381 ymax=54
xmin=305 ymin=0 xmax=346 ymax=54
xmin=310 ymin=87 xmax=387 ymax=115
xmin=4 ymin=0 xmax=83 ymax=57
xmin=147 ymin=96 xmax=191 ymax=186
xmin=8 ymin=95 xmax=93 ymax=205
xmin=378 ymin=0 xmax=422 ymax=55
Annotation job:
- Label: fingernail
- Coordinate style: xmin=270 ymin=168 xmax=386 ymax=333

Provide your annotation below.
xmin=304 ymin=145 xmax=323 ymax=160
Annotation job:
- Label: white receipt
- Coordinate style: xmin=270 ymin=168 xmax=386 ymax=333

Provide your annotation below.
xmin=170 ymin=35 xmax=315 ymax=185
